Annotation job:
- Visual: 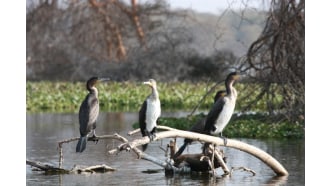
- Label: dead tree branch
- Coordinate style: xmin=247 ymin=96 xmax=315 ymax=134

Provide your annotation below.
xmin=110 ymin=126 xmax=288 ymax=176
xmin=208 ymin=144 xmax=230 ymax=174
xmin=243 ymin=0 xmax=305 ymax=122
xmin=230 ymin=166 xmax=256 ymax=176
xmin=127 ymin=125 xmax=177 ymax=136
xmin=29 ymin=126 xmax=287 ymax=176
xmin=26 ymin=160 xmax=115 ymax=174
xmin=57 ymin=133 xmax=128 ymax=168
xmin=26 ymin=160 xmax=69 ymax=174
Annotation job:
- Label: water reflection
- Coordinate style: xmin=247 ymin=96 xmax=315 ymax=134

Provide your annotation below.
xmin=26 ymin=112 xmax=304 ymax=186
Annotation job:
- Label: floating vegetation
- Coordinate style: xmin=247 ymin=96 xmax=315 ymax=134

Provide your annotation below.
xmin=27 ymin=81 xmax=304 ymax=139
xmin=26 ymin=81 xmax=283 ymax=113
xmin=133 ymin=113 xmax=304 ymax=139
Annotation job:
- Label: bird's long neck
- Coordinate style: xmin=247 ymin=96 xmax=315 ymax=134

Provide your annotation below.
xmin=88 ymin=86 xmax=98 ymax=97
xmin=225 ymin=80 xmax=237 ymax=98
xmin=150 ymin=86 xmax=159 ymax=100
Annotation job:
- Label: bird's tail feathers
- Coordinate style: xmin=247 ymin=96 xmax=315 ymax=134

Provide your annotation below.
xmin=173 ymin=142 xmax=188 ymax=159
xmin=142 ymin=144 xmax=148 ymax=151
xmin=76 ymin=136 xmax=87 ymax=153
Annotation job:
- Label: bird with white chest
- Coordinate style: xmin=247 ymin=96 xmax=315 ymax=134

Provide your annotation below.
xmin=172 ymin=90 xmax=227 ymax=159
xmin=203 ymin=72 xmax=240 ymax=145
xmin=139 ymin=79 xmax=161 ymax=151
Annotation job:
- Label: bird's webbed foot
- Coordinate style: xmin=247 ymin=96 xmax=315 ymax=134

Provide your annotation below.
xmin=150 ymin=133 xmax=157 ymax=141
xmin=88 ymin=134 xmax=99 ymax=144
xmin=145 ymin=130 xmax=156 ymax=141
xmin=150 ymin=127 xmax=157 ymax=141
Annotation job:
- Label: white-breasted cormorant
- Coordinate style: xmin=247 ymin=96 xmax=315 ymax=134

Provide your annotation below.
xmin=173 ymin=90 xmax=226 ymax=159
xmin=76 ymin=77 xmax=110 ymax=153
xmin=139 ymin=79 xmax=161 ymax=151
xmin=203 ymin=72 xmax=239 ymax=145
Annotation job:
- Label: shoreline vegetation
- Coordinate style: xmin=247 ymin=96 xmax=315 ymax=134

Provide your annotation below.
xmin=27 ymin=81 xmax=304 ymax=139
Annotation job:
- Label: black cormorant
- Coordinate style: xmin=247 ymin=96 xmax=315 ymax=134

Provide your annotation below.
xmin=203 ymin=72 xmax=239 ymax=146
xmin=76 ymin=77 xmax=110 ymax=153
xmin=139 ymin=79 xmax=161 ymax=151
xmin=173 ymin=90 xmax=226 ymax=159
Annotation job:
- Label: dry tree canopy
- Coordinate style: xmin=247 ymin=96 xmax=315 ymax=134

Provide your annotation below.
xmin=27 ymin=0 xmax=265 ymax=81
xmin=243 ymin=0 xmax=305 ymax=122
xmin=27 ymin=0 xmax=167 ymax=62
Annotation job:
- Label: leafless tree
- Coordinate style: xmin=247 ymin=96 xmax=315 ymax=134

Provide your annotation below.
xmin=242 ymin=0 xmax=305 ymax=122
xmin=26 ymin=0 xmax=169 ymax=80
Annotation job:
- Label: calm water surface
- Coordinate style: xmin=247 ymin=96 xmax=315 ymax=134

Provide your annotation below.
xmin=26 ymin=112 xmax=304 ymax=185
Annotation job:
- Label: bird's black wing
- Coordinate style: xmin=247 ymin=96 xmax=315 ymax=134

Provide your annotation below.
xmin=139 ymin=100 xmax=147 ymax=137
xmin=189 ymin=118 xmax=206 ymax=133
xmin=88 ymin=94 xmax=99 ymax=130
xmin=204 ymin=97 xmax=226 ymax=134
xmin=79 ymin=94 xmax=90 ymax=136
xmin=78 ymin=94 xmax=99 ymax=136
xmin=184 ymin=118 xmax=206 ymax=143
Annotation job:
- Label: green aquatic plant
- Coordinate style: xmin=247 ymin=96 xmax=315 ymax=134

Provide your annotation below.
xmin=27 ymin=81 xmax=284 ymax=113
xmin=27 ymin=81 xmax=304 ymax=138
xmin=132 ymin=113 xmax=304 ymax=139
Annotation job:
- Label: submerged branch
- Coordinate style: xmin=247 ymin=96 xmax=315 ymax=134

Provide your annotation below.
xmin=208 ymin=145 xmax=230 ymax=174
xmin=26 ymin=160 xmax=115 ymax=174
xmin=26 ymin=160 xmax=69 ymax=174
xmin=231 ymin=166 xmax=256 ymax=176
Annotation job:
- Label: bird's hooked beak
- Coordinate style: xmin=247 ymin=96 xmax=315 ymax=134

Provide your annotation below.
xmin=143 ymin=81 xmax=152 ymax=86
xmin=229 ymin=72 xmax=240 ymax=81
xmin=98 ymin=77 xmax=111 ymax=82
xmin=143 ymin=79 xmax=157 ymax=88
xmin=143 ymin=80 xmax=153 ymax=87
xmin=233 ymin=74 xmax=240 ymax=80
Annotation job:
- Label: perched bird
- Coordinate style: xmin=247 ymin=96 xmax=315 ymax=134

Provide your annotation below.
xmin=172 ymin=90 xmax=226 ymax=159
xmin=139 ymin=79 xmax=161 ymax=151
xmin=203 ymin=72 xmax=239 ymax=146
xmin=76 ymin=77 xmax=110 ymax=153
xmin=213 ymin=90 xmax=227 ymax=104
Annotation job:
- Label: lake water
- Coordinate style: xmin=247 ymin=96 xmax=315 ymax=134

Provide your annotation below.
xmin=26 ymin=112 xmax=304 ymax=185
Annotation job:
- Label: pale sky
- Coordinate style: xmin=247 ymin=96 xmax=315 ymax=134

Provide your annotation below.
xmin=165 ymin=0 xmax=270 ymax=14
xmin=123 ymin=0 xmax=271 ymax=15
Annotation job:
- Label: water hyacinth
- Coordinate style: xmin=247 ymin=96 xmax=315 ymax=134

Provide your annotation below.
xmin=26 ymin=81 xmax=303 ymax=138
xmin=27 ymin=81 xmax=223 ymax=112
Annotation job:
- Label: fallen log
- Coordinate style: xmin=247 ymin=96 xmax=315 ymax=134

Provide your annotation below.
xmin=110 ymin=126 xmax=289 ymax=176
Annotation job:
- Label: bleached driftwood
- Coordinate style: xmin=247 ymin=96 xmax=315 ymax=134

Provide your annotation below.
xmin=110 ymin=126 xmax=289 ymax=176
xmin=207 ymin=144 xmax=230 ymax=174
xmin=55 ymin=131 xmax=186 ymax=173
xmin=28 ymin=125 xmax=288 ymax=177
xmin=127 ymin=125 xmax=177 ymax=136
xmin=26 ymin=160 xmax=115 ymax=174
xmin=71 ymin=164 xmax=116 ymax=174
